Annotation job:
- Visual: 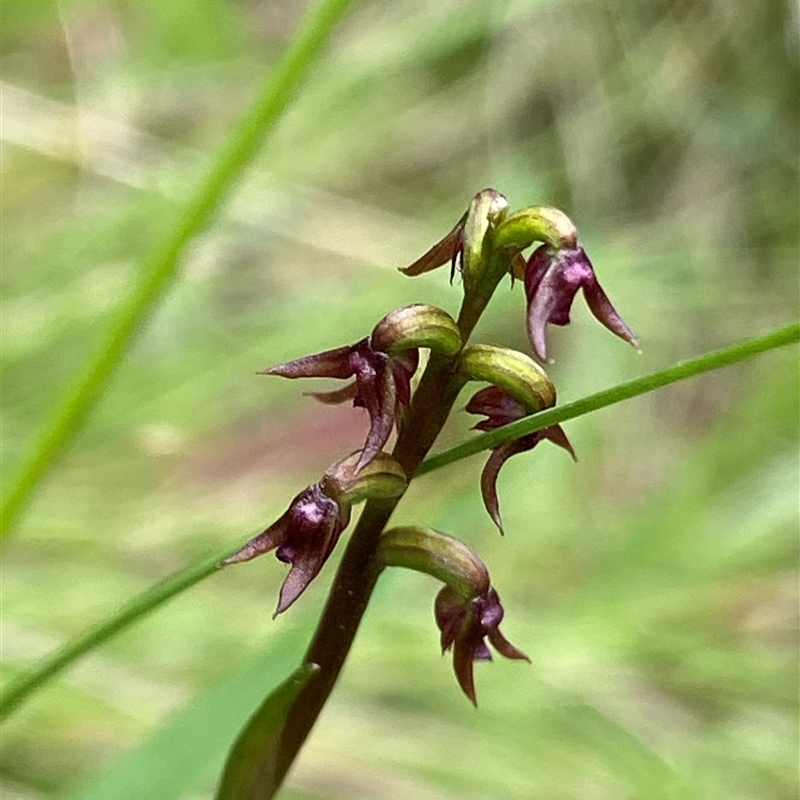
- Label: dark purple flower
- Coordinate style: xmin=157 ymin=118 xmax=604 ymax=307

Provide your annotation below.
xmin=435 ymin=584 xmax=529 ymax=705
xmin=525 ymin=244 xmax=639 ymax=362
xmin=466 ymin=386 xmax=576 ymax=533
xmin=221 ymin=483 xmax=351 ymax=615
xmin=262 ymin=339 xmax=418 ymax=472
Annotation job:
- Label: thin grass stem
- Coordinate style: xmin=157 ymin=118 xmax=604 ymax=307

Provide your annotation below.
xmin=0 ymin=0 xmax=354 ymax=542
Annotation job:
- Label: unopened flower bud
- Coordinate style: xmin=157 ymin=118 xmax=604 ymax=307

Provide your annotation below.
xmin=370 ymin=304 xmax=462 ymax=357
xmin=461 ymin=189 xmax=509 ymax=290
xmin=399 ymin=188 xmax=508 ymax=283
xmin=456 ymin=343 xmax=556 ymax=413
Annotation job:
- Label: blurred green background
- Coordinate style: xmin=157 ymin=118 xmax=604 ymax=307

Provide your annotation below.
xmin=2 ymin=0 xmax=798 ymax=798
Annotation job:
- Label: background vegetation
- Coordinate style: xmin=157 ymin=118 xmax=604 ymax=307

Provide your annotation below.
xmin=2 ymin=0 xmax=798 ymax=798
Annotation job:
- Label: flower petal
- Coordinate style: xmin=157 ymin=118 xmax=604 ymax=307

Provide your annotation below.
xmin=526 ymin=264 xmax=567 ymax=363
xmin=582 ymin=275 xmax=640 ymax=351
xmin=466 ymin=385 xmax=528 ymax=430
xmin=260 ymin=341 xmax=362 ymax=380
xmin=399 ymin=214 xmax=466 ymax=276
xmin=220 ymin=513 xmax=290 ymax=565
xmin=452 ymin=637 xmax=479 ymax=706
xmin=306 ymin=381 xmax=359 ymax=405
xmin=486 ymin=627 xmax=529 ymax=662
xmin=356 ymin=356 xmax=397 ymax=472
xmin=479 ymin=441 xmax=527 ymax=534
xmin=539 ymin=424 xmax=577 ymax=462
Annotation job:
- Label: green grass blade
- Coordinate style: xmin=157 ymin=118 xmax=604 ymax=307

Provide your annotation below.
xmin=215 ymin=664 xmax=320 ymax=800
xmin=0 ymin=550 xmax=225 ymax=722
xmin=2 ymin=321 xmax=795 ymax=721
xmin=418 ymin=322 xmax=800 ymax=477
xmin=0 ymin=0 xmax=354 ymax=542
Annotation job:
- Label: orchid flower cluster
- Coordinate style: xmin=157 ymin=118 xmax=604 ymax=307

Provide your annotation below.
xmin=222 ymin=189 xmax=638 ymax=704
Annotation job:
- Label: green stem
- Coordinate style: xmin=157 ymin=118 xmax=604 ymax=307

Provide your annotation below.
xmin=0 ymin=551 xmax=225 ymax=722
xmin=418 ymin=321 xmax=800 ymax=476
xmin=0 ymin=0 xmax=353 ymax=543
xmin=1 ymin=321 xmax=795 ymax=724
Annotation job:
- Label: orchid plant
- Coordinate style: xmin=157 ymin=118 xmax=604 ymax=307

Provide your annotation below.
xmin=215 ymin=188 xmax=639 ymax=796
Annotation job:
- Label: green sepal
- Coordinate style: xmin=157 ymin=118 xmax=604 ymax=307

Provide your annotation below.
xmin=370 ymin=304 xmax=462 ymax=356
xmin=323 ymin=452 xmax=407 ymax=504
xmin=462 ymin=189 xmax=509 ymax=291
xmin=377 ymin=526 xmax=489 ymax=600
xmin=456 ymin=344 xmax=556 ymax=412
xmin=493 ymin=206 xmax=577 ymax=252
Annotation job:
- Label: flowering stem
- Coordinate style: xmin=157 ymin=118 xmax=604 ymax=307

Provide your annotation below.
xmin=269 ymin=259 xmax=514 ymax=787
xmin=0 ymin=321 xmax=794 ymax=727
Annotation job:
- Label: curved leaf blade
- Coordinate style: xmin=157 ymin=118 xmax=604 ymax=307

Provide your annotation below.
xmin=216 ymin=663 xmax=319 ymax=800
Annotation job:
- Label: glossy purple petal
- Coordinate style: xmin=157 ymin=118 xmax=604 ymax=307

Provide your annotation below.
xmin=434 ymin=584 xmax=527 ymax=706
xmin=583 ymin=274 xmax=640 ymax=351
xmin=220 ymin=513 xmax=291 ymax=565
xmin=479 ymin=441 xmax=525 ymax=534
xmin=466 ymin=385 xmax=528 ymax=430
xmin=392 ymin=349 xmax=419 ymax=408
xmin=479 ymin=425 xmax=576 ymax=534
xmin=306 ymin=382 xmax=359 ymax=405
xmin=356 ymin=355 xmax=397 ymax=472
xmin=524 ymin=244 xmax=638 ymax=362
xmin=221 ymin=484 xmax=351 ymax=616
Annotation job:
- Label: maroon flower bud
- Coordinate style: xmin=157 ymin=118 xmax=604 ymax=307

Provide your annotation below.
xmin=524 ymin=244 xmax=639 ymax=362
xmin=221 ymin=483 xmax=351 ymax=616
xmin=466 ymin=386 xmax=576 ymax=533
xmin=435 ymin=584 xmax=529 ymax=706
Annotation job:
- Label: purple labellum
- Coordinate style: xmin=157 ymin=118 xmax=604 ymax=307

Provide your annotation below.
xmin=524 ymin=244 xmax=639 ymax=362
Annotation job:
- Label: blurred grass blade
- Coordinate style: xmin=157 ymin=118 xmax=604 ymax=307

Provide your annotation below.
xmin=0 ymin=0 xmax=354 ymax=542
xmin=418 ymin=322 xmax=800 ymax=476
xmin=62 ymin=627 xmax=312 ymax=800
xmin=215 ymin=663 xmax=320 ymax=800
xmin=1 ymin=322 xmax=796 ymax=721
xmin=0 ymin=549 xmax=227 ymax=722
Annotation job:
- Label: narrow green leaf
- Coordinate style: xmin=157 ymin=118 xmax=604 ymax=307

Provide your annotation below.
xmin=0 ymin=0 xmax=354 ymax=542
xmin=216 ymin=663 xmax=319 ymax=800
xmin=0 ymin=549 xmax=227 ymax=722
xmin=418 ymin=322 xmax=800 ymax=476
xmin=61 ymin=625 xmax=311 ymax=800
